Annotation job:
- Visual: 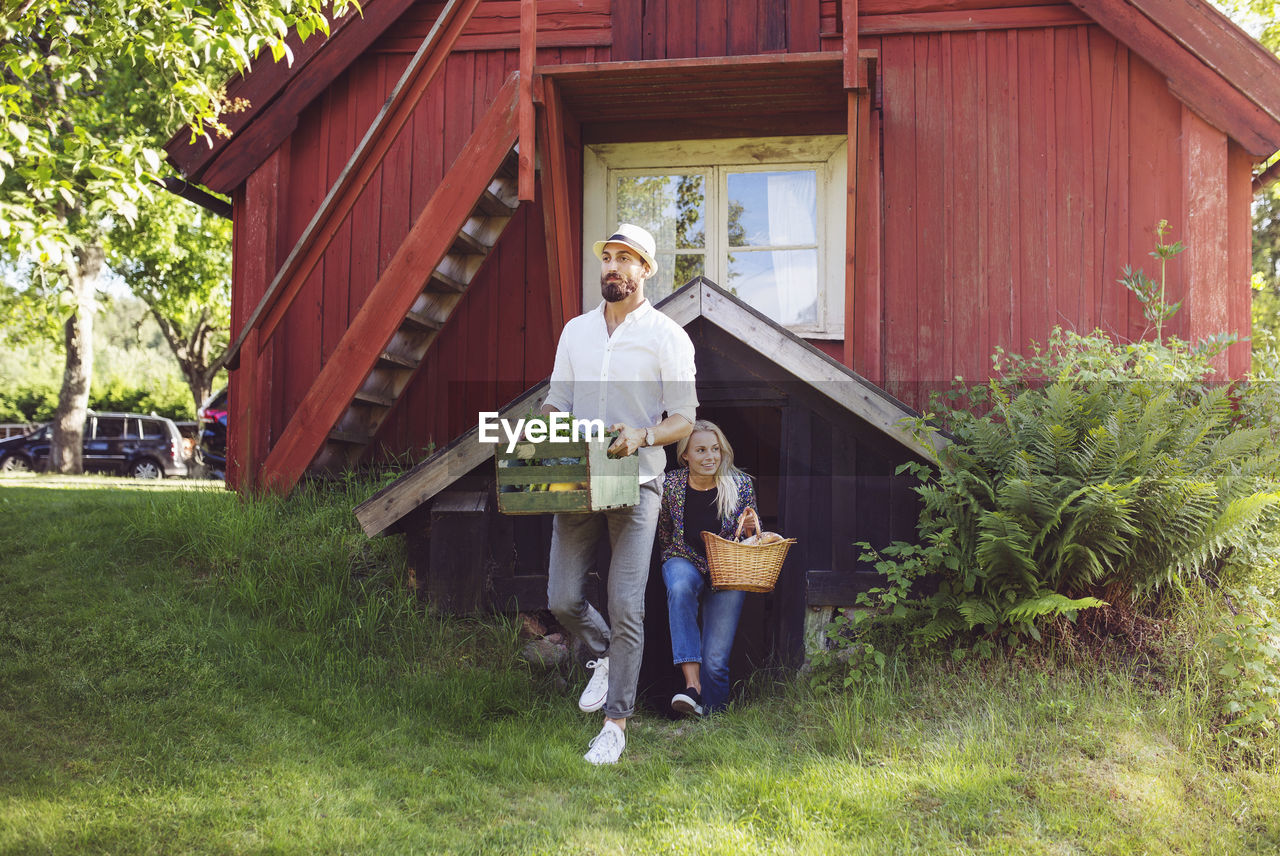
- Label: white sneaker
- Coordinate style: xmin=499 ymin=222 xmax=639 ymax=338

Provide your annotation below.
xmin=583 ymin=721 xmax=625 ymax=765
xmin=578 ymin=657 xmax=609 ymax=713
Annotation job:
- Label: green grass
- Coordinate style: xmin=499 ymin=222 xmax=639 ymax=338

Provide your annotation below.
xmin=3 ymin=474 xmax=1280 ymax=854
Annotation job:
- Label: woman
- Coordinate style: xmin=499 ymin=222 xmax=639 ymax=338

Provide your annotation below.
xmin=656 ymin=419 xmax=758 ymax=716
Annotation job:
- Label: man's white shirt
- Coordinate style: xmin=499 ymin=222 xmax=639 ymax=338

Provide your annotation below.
xmin=544 ymin=299 xmax=698 ymax=483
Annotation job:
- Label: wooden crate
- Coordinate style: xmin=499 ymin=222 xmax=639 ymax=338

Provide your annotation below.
xmin=495 ymin=438 xmax=639 ymax=514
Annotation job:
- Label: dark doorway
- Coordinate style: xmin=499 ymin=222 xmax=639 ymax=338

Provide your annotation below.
xmin=639 ymin=402 xmax=785 ymax=717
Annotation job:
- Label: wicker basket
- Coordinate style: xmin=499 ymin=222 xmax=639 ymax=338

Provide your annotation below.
xmin=701 ymin=508 xmax=797 ymax=593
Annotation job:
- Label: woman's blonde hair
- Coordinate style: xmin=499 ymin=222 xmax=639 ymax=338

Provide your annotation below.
xmin=676 ymin=419 xmax=745 ymax=521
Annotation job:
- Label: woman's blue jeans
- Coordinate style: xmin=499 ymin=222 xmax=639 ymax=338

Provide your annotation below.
xmin=662 ymin=557 xmax=746 ymax=713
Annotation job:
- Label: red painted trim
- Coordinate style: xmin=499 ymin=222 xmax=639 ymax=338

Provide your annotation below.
xmin=1227 ymin=142 xmax=1253 ymax=376
xmin=1072 ymin=0 xmax=1280 ymax=157
xmin=859 ymin=4 xmax=1089 ymax=34
xmin=1183 ymin=107 xmax=1231 ymax=371
xmin=862 ymin=0 xmax=1062 ymax=12
xmin=519 ymin=0 xmax=536 ymax=201
xmin=843 ymin=0 xmax=859 ymax=87
xmin=178 ymin=0 xmax=423 ymax=192
xmin=164 ymin=1 xmax=367 ymax=177
xmin=537 ymin=76 xmax=578 ymax=333
xmin=232 ymin=149 xmax=283 ymax=492
xmin=844 ymin=89 xmax=860 ymax=369
xmin=1125 ymin=0 xmax=1280 ymax=126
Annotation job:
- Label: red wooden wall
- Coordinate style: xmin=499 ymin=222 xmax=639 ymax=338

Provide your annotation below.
xmin=228 ymin=0 xmax=1260 ymax=482
xmin=870 ymin=24 xmax=1253 ymax=407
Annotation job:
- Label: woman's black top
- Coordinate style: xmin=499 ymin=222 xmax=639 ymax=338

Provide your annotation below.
xmin=682 ymin=484 xmax=721 ymax=562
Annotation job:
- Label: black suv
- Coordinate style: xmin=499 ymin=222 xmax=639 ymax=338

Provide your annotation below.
xmin=0 ymin=412 xmax=190 ymax=478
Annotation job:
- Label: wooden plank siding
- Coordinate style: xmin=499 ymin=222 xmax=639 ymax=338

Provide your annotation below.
xmin=875 ymin=25 xmax=1251 ymax=411
xmin=226 ymin=0 xmax=1264 ymax=487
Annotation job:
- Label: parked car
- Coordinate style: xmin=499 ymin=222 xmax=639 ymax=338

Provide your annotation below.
xmin=0 ymin=412 xmax=190 ymax=478
xmin=198 ymin=389 xmax=227 ymax=479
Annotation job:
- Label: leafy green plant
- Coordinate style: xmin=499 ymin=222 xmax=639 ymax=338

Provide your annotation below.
xmin=808 ymin=542 xmax=923 ymax=690
xmin=1118 ymin=219 xmax=1186 ymax=341
xmin=863 ymin=226 xmax=1280 ymax=648
xmin=1211 ymin=586 xmax=1280 ymax=761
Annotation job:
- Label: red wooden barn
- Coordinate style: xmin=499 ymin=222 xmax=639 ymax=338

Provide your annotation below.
xmin=166 ymin=0 xmax=1280 ymax=498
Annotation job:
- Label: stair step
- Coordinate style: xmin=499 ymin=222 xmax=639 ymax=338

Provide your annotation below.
xmin=376 ymin=351 xmax=419 ymax=370
xmin=498 ymin=149 xmax=520 ymax=179
xmin=328 ymin=429 xmax=371 ymax=446
xmin=475 ymin=188 xmax=517 ymax=218
xmin=451 ymin=229 xmax=490 ymax=256
xmin=353 ymin=390 xmax=396 ymax=408
xmin=402 ymin=309 xmax=443 ymax=332
xmin=428 ymin=268 xmax=467 ymax=293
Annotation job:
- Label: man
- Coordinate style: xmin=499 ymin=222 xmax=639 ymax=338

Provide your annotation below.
xmin=542 ymin=223 xmax=697 ymax=765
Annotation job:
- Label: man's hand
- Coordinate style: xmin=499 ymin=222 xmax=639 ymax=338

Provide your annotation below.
xmin=606 ymin=424 xmax=646 ymax=458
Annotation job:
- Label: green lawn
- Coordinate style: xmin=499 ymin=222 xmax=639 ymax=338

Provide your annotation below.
xmin=2 ymin=474 xmax=1279 ymax=855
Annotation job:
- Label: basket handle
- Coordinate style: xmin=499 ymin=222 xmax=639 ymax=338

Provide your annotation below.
xmin=733 ymin=507 xmax=761 ymax=541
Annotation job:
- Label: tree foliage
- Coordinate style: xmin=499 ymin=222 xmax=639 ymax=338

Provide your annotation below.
xmin=1 ymin=0 xmax=353 ymax=471
xmin=0 ymin=0 xmax=351 ymax=265
xmin=106 ymin=190 xmax=231 ymax=414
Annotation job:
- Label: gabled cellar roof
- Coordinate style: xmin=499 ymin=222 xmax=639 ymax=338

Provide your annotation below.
xmin=353 ymin=276 xmax=946 ymax=537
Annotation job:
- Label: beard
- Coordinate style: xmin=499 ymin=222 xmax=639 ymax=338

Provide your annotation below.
xmin=601 ymin=272 xmax=640 ymax=303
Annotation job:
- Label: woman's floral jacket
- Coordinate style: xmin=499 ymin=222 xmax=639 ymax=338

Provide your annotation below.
xmin=657 ymin=467 xmax=757 ymax=577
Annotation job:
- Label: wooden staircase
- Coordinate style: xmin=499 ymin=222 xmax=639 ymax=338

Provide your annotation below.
xmin=309 ymin=148 xmax=524 ymax=475
xmin=221 ymin=0 xmax=565 ymax=495
xmin=255 ymin=74 xmax=524 ymax=492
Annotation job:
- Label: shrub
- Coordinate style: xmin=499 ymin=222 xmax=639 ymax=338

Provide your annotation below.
xmin=881 ymin=327 xmax=1280 ymax=647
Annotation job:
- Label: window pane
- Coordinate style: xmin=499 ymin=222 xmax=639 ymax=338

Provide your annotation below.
xmin=96 ymin=417 xmax=124 ymax=438
xmin=727 ymin=170 xmax=817 ymax=248
xmin=673 ymin=254 xmax=704 ymax=287
xmin=726 ymin=249 xmax=819 ymax=326
xmin=614 ymin=173 xmax=706 ymax=299
xmin=616 ymin=174 xmax=705 ymax=249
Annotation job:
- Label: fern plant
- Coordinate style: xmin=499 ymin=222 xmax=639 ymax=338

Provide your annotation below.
xmin=880 ymin=327 xmax=1280 ymax=646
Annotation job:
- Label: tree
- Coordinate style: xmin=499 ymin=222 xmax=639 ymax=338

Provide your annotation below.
xmin=106 ymin=190 xmax=231 ymax=417
xmin=0 ymin=0 xmax=350 ymax=472
xmin=1211 ymin=0 xmax=1280 ymax=367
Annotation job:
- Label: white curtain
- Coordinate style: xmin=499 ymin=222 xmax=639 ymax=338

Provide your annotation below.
xmin=764 ymin=172 xmax=817 ymax=326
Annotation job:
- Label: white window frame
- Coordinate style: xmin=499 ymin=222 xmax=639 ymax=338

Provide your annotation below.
xmin=583 ymin=135 xmax=847 ymax=338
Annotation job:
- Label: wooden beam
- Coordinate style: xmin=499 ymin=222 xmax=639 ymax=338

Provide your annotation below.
xmin=354 ymin=382 xmax=548 ymax=536
xmin=848 ymin=69 xmax=882 ymax=382
xmin=181 ymin=0 xmax=424 ymax=192
xmin=858 ymin=4 xmax=1089 ymax=34
xmin=1124 ymin=0 xmax=1280 ymax=127
xmin=257 ymin=76 xmax=522 ymax=495
xmin=538 ymin=76 xmax=579 ymax=333
xmin=539 ymin=51 xmax=843 ymax=82
xmin=1071 ymin=0 xmax=1280 ymax=157
xmin=697 ymin=282 xmax=945 ymax=459
xmin=844 ymin=89 xmax=860 ymax=370
xmin=164 ymin=0 xmax=369 ymax=179
xmin=1183 ymin=107 xmax=1231 ymax=374
xmin=229 ymin=150 xmax=283 ymax=493
xmin=223 ymin=0 xmax=482 ymax=372
xmin=518 ymin=0 xmax=536 ymax=202
xmin=843 ymin=0 xmax=859 ymax=89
